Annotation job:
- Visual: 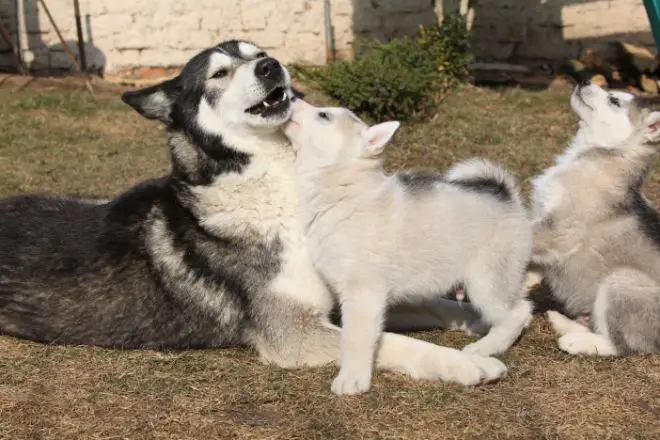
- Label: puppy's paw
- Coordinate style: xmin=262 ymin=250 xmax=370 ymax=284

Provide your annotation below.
xmin=331 ymin=368 xmax=372 ymax=396
xmin=547 ymin=311 xmax=589 ymax=336
xmin=557 ymin=332 xmax=617 ymax=356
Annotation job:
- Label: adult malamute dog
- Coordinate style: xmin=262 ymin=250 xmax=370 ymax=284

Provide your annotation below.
xmin=285 ymin=100 xmax=528 ymax=394
xmin=0 ymin=41 xmax=505 ymax=387
xmin=531 ymin=81 xmax=660 ymax=356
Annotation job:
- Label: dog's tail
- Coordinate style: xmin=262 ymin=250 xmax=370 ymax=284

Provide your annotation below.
xmin=445 ymin=158 xmax=522 ymax=206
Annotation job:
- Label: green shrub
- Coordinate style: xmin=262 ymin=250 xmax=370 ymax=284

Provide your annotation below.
xmin=290 ymin=14 xmax=472 ymax=123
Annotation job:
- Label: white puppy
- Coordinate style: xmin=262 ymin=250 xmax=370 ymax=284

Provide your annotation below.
xmin=284 ymin=99 xmax=532 ymax=395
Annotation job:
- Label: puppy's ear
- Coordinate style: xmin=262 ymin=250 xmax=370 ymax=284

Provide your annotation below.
xmin=121 ymin=76 xmax=181 ymax=124
xmin=644 ymin=111 xmax=660 ymax=143
xmin=362 ymin=121 xmax=401 ymax=156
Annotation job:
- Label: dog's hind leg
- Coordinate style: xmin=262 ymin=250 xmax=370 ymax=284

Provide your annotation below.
xmin=461 ymin=264 xmax=533 ymax=356
xmin=255 ymin=314 xmax=507 ymax=392
xmin=375 ymin=329 xmax=507 ymax=385
xmin=546 ymin=311 xmax=590 ymax=337
xmin=557 ymin=268 xmax=660 ymax=356
xmin=463 ymin=296 xmax=533 ymax=356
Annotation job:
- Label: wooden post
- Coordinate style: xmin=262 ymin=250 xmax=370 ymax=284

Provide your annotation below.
xmin=73 ymin=0 xmax=87 ymax=72
xmin=0 ymin=19 xmax=27 ymax=74
xmin=37 ymin=0 xmax=81 ymax=71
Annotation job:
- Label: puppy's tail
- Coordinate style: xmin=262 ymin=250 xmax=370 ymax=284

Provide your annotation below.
xmin=445 ymin=159 xmax=522 ymax=206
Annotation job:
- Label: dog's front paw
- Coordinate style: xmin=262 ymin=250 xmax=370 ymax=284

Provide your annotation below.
xmin=331 ymin=368 xmax=372 ymax=396
xmin=410 ymin=348 xmax=507 ymax=385
xmin=462 ymin=339 xmax=501 ymax=356
xmin=463 ymin=353 xmax=508 ymax=384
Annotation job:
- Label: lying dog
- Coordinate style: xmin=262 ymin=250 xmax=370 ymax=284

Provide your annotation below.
xmin=531 ymin=81 xmax=660 ymax=356
xmin=0 ymin=40 xmax=302 ymax=351
xmin=284 ymin=99 xmax=531 ymax=394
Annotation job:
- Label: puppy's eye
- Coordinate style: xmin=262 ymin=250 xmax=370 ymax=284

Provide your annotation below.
xmin=255 ymin=51 xmax=267 ymax=58
xmin=609 ymin=96 xmax=621 ymax=107
xmin=318 ymin=112 xmax=331 ymax=121
xmin=211 ymin=69 xmax=228 ymax=80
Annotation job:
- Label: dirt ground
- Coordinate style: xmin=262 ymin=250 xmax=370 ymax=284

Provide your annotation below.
xmin=0 ymin=76 xmax=659 ymax=440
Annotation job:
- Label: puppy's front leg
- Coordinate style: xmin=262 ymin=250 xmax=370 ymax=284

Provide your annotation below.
xmin=531 ymin=219 xmax=559 ymax=265
xmin=332 ymin=290 xmax=387 ymax=396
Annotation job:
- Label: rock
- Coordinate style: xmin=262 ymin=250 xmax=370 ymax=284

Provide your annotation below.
xmin=640 ymin=74 xmax=659 ymax=94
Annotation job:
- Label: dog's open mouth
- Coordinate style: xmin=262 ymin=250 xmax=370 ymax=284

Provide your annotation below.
xmin=246 ymin=87 xmax=289 ymax=117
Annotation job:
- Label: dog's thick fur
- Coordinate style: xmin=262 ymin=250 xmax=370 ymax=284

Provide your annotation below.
xmin=531 ymin=82 xmax=660 ymax=356
xmin=0 ymin=41 xmax=509 ymax=388
xmin=284 ymin=100 xmax=531 ymax=394
xmin=0 ymin=41 xmax=305 ymax=350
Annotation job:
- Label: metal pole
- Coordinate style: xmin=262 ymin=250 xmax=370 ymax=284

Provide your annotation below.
xmin=644 ymin=0 xmax=660 ymax=53
xmin=323 ymin=0 xmax=336 ymax=64
xmin=73 ymin=0 xmax=87 ymax=72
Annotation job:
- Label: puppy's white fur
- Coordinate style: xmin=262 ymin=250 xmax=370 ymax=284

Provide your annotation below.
xmin=284 ymin=100 xmax=531 ymax=395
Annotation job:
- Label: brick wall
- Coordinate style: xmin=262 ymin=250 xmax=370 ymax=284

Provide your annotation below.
xmin=0 ymin=0 xmax=653 ymax=74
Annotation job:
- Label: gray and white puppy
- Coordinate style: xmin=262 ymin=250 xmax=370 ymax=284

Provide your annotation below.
xmin=284 ymin=99 xmax=532 ymax=395
xmin=531 ymin=81 xmax=660 ymax=356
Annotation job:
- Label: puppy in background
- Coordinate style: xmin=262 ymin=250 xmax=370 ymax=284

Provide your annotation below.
xmin=531 ymin=81 xmax=660 ymax=356
xmin=284 ymin=99 xmax=532 ymax=395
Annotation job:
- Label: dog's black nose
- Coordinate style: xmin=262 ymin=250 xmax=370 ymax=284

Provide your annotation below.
xmin=255 ymin=57 xmax=282 ymax=80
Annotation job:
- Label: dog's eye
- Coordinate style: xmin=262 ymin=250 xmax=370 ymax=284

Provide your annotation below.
xmin=255 ymin=51 xmax=267 ymax=58
xmin=211 ymin=69 xmax=228 ymax=80
xmin=609 ymin=96 xmax=621 ymax=107
xmin=318 ymin=112 xmax=331 ymax=121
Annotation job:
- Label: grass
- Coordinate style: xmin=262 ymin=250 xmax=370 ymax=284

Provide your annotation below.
xmin=1 ymin=80 xmax=660 ymax=440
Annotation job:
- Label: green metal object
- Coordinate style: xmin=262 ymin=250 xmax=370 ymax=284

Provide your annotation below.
xmin=644 ymin=0 xmax=660 ymax=51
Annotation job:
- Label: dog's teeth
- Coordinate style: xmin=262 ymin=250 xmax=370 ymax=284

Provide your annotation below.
xmin=263 ymin=101 xmax=270 ymax=108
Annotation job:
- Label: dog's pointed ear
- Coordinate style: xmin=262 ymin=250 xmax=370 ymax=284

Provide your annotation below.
xmin=362 ymin=121 xmax=401 ymax=156
xmin=644 ymin=111 xmax=660 ymax=143
xmin=121 ymin=77 xmax=181 ymax=124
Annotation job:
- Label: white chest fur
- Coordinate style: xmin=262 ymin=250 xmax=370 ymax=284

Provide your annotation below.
xmin=531 ymin=162 xmax=567 ymax=222
xmin=191 ymin=145 xmax=333 ymax=312
xmin=531 ymin=139 xmax=586 ymax=222
xmin=192 ymin=146 xmax=300 ymax=239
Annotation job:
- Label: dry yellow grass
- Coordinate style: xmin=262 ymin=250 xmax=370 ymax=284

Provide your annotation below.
xmin=0 ymin=80 xmax=659 ymax=439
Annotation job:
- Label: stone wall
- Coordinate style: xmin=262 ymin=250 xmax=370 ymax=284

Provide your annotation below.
xmin=0 ymin=0 xmax=654 ymax=74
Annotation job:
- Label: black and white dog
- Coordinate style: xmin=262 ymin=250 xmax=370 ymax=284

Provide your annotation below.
xmin=0 ymin=41 xmax=504 ymax=387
